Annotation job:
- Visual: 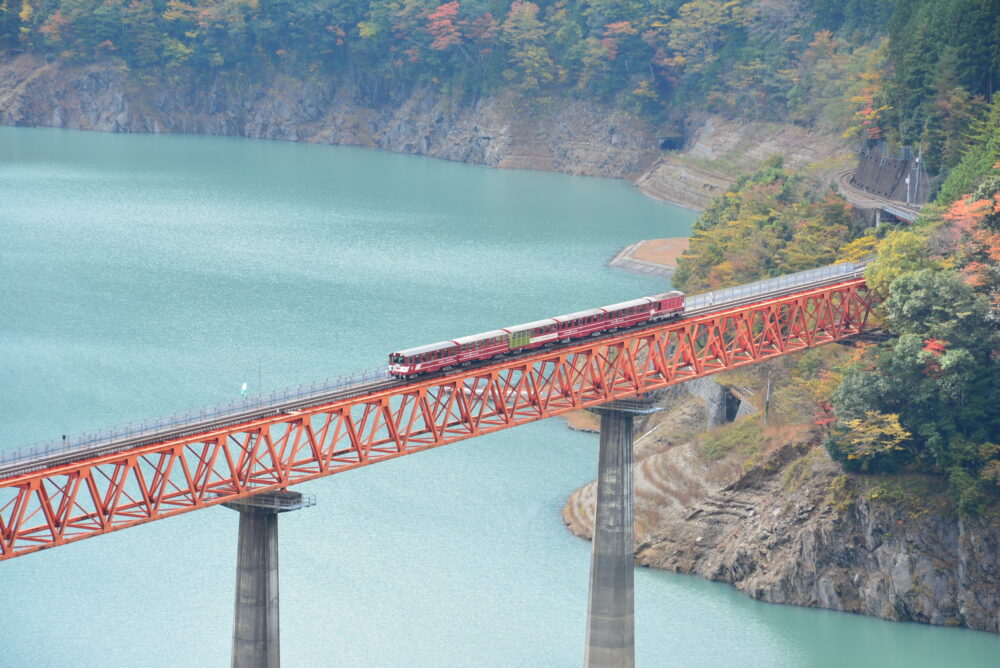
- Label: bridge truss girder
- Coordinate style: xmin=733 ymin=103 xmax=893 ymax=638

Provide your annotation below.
xmin=0 ymin=278 xmax=877 ymax=561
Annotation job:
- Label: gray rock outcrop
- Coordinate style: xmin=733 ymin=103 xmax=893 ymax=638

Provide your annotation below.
xmin=566 ymin=394 xmax=1000 ymax=634
xmin=0 ymin=54 xmax=657 ymax=180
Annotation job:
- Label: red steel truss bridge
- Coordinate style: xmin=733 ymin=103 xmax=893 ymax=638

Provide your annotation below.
xmin=0 ymin=262 xmax=879 ymax=561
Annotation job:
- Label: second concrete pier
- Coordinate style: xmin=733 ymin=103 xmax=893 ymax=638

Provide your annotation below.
xmin=584 ymin=408 xmax=635 ymax=668
xmin=224 ymin=490 xmax=314 ymax=668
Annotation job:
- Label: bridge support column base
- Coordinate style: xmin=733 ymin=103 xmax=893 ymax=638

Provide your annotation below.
xmin=584 ymin=407 xmax=636 ymax=668
xmin=223 ymin=490 xmax=314 ymax=668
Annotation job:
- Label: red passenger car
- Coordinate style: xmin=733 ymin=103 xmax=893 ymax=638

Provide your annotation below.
xmin=388 ymin=291 xmax=684 ymax=378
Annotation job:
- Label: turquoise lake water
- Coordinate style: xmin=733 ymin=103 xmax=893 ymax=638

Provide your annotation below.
xmin=1 ymin=126 xmax=997 ymax=666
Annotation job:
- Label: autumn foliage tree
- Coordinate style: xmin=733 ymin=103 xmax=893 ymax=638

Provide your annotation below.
xmin=500 ymin=0 xmax=554 ymax=92
xmin=3 ymin=0 xmax=942 ymax=134
xmin=828 ymin=140 xmax=1000 ymax=512
xmin=827 ymin=411 xmax=912 ymax=472
xmin=426 ymin=1 xmax=461 ymax=51
xmin=673 ymin=157 xmax=861 ymax=293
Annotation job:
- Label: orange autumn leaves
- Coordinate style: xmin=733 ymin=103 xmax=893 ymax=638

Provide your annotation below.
xmin=943 ymin=182 xmax=1000 ymax=293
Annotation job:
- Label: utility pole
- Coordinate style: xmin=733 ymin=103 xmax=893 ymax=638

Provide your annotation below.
xmin=764 ymin=370 xmax=772 ymax=426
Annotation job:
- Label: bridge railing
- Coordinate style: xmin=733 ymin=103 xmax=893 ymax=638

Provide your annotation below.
xmin=686 ymin=261 xmax=867 ymax=312
xmin=0 ymin=261 xmax=873 ymax=473
xmin=0 ymin=366 xmax=390 ymax=471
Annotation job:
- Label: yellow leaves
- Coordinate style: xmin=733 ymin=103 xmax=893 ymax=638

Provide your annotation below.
xmin=777 ymin=67 xmax=799 ymax=83
xmin=837 ymin=235 xmax=879 ymax=263
xmin=808 ymin=29 xmax=835 ymax=52
xmin=357 ymin=21 xmax=377 ymax=38
xmin=631 ymin=80 xmax=658 ymax=99
xmin=18 ymin=0 xmax=30 ymax=23
xmin=163 ymin=0 xmax=195 ymax=22
xmin=864 ymin=229 xmax=935 ymax=296
xmin=980 ymin=460 xmax=1000 ymax=487
xmin=841 ymin=411 xmax=911 ymax=462
xmin=603 ymin=21 xmax=636 ymax=37
xmin=668 ymin=0 xmax=743 ymax=74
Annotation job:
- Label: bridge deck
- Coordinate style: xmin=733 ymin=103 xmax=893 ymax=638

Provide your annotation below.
xmin=0 ymin=261 xmax=878 ymax=560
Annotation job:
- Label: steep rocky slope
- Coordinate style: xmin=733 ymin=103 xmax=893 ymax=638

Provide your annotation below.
xmin=634 ymin=117 xmax=854 ymax=209
xmin=565 ymin=389 xmax=1000 ymax=634
xmin=0 ymin=54 xmax=853 ymax=209
xmin=0 ymin=55 xmax=657 ymax=179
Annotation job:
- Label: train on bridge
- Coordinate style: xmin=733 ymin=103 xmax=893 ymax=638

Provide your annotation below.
xmin=388 ymin=291 xmax=686 ymax=378
xmin=1 ymin=260 xmax=871 ymax=482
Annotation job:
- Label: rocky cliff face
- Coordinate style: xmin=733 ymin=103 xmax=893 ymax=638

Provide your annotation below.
xmin=565 ymin=391 xmax=1000 ymax=634
xmin=0 ymin=54 xmax=854 ymax=209
xmin=0 ymin=54 xmax=658 ymax=180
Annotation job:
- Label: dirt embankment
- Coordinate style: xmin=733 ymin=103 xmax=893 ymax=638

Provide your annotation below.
xmin=635 ymin=116 xmax=854 ymax=209
xmin=608 ymin=238 xmax=690 ymax=278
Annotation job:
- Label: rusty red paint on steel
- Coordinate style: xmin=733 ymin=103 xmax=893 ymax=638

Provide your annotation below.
xmin=0 ymin=279 xmax=877 ymax=560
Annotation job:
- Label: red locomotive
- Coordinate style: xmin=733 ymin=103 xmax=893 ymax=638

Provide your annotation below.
xmin=389 ymin=291 xmax=684 ymax=378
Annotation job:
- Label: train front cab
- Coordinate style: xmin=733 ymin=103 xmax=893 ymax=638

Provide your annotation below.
xmin=650 ymin=291 xmax=685 ymax=319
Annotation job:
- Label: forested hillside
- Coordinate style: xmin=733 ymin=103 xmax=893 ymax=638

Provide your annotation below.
xmin=673 ymin=109 xmax=1000 ymax=513
xmin=4 ymin=1 xmax=997 ymax=180
xmin=1 ymin=0 xmax=892 ymax=120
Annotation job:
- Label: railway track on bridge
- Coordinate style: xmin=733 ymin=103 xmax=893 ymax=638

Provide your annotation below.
xmin=0 ymin=261 xmax=871 ymax=481
xmin=0 ymin=260 xmax=880 ymax=561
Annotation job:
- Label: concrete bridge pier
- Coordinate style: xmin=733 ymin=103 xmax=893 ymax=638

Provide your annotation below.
xmin=223 ymin=490 xmax=314 ymax=668
xmin=584 ymin=398 xmax=662 ymax=668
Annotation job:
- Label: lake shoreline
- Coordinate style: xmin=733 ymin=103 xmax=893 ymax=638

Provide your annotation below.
xmin=607 ymin=237 xmax=690 ymax=279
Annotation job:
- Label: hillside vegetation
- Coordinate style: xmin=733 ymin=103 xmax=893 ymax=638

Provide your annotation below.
xmin=673 ymin=116 xmax=1000 ymax=513
xmin=0 ymin=3 xmax=969 ymax=146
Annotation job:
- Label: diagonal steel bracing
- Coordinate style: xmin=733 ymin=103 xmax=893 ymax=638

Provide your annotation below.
xmin=0 ymin=278 xmax=877 ymax=561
